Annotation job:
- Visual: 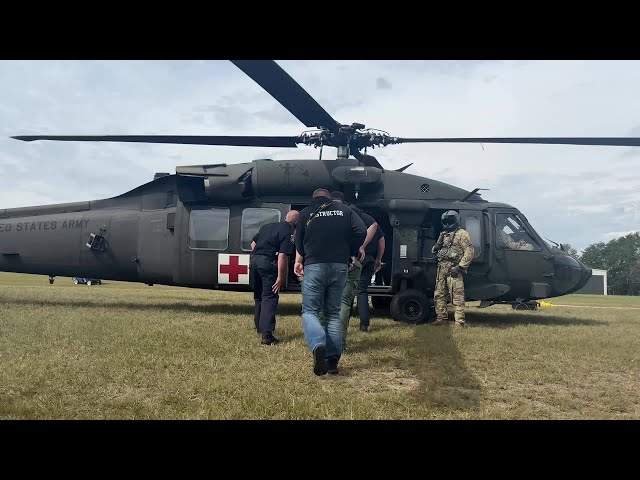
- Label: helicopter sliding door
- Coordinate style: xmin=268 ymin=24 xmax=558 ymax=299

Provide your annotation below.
xmin=135 ymin=209 xmax=176 ymax=284
xmin=172 ymin=200 xmax=290 ymax=288
xmin=173 ymin=203 xmax=232 ymax=287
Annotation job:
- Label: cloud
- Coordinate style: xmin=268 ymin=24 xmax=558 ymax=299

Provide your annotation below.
xmin=567 ymin=204 xmax=613 ymax=214
xmin=626 ymin=125 xmax=640 ymax=136
xmin=376 ymin=77 xmax=392 ymax=90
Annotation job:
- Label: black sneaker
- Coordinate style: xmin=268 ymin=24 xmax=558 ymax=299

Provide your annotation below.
xmin=313 ymin=344 xmax=328 ymax=376
xmin=359 ymin=325 xmax=369 ymax=332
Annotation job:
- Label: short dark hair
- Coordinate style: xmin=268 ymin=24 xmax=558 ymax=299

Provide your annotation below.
xmin=312 ymin=188 xmax=330 ymax=198
xmin=330 ymin=191 xmax=345 ymax=202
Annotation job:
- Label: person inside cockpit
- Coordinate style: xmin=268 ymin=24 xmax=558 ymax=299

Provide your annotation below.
xmin=497 ymin=215 xmax=536 ymax=251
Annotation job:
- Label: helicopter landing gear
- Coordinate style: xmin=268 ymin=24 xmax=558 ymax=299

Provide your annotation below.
xmin=390 ymin=289 xmax=432 ymax=324
xmin=512 ymin=300 xmax=539 ymax=311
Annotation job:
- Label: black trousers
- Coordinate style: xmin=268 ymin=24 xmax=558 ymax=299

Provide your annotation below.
xmin=356 ymin=257 xmax=376 ymax=328
xmin=250 ymin=254 xmax=279 ymax=334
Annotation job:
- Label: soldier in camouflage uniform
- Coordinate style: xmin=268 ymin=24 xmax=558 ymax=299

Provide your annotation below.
xmin=499 ymin=230 xmax=534 ymax=251
xmin=431 ymin=210 xmax=475 ymax=327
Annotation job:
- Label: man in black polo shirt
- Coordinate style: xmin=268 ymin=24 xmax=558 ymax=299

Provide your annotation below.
xmin=294 ymin=189 xmax=366 ymax=376
xmin=250 ymin=209 xmax=299 ymax=345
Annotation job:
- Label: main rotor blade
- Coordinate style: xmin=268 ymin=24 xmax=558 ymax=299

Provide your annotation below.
xmin=395 ymin=137 xmax=640 ymax=147
xmin=12 ymin=135 xmax=300 ymax=148
xmin=231 ymin=60 xmax=341 ymax=134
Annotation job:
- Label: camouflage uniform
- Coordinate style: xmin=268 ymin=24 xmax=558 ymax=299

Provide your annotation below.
xmin=433 ymin=228 xmax=474 ymax=325
xmin=500 ymin=231 xmax=534 ymax=251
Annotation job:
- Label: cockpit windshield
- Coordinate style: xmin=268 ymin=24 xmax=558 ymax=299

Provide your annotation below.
xmin=495 ymin=212 xmax=542 ymax=252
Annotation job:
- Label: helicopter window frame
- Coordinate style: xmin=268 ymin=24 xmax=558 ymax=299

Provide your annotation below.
xmin=495 ymin=212 xmax=542 ymax=253
xmin=187 ymin=207 xmax=230 ymax=251
xmin=240 ymin=207 xmax=282 ymax=252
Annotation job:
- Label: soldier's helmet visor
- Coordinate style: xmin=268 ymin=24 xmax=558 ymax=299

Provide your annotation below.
xmin=442 ymin=215 xmax=457 ymax=227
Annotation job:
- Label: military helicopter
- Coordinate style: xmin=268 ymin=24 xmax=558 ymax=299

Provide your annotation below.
xmin=1 ymin=60 xmax=636 ymax=323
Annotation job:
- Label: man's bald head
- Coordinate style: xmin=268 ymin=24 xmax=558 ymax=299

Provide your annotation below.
xmin=285 ymin=210 xmax=299 ymax=226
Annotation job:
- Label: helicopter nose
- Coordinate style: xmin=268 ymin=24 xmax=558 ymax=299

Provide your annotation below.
xmin=578 ymin=264 xmax=592 ymax=290
xmin=551 ymin=253 xmax=592 ymax=296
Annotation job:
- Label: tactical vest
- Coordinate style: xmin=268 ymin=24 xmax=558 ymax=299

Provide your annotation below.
xmin=436 ymin=230 xmax=465 ymax=265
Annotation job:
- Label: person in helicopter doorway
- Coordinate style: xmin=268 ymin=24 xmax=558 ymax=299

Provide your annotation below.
xmin=328 ymin=191 xmax=380 ymax=351
xmin=431 ymin=210 xmax=474 ymax=327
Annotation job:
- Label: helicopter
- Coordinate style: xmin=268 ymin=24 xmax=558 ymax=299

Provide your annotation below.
xmin=1 ymin=59 xmax=636 ymax=324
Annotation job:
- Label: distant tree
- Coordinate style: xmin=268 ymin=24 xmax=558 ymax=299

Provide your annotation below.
xmin=580 ymin=232 xmax=640 ymax=296
xmin=561 ymin=243 xmax=579 ymax=258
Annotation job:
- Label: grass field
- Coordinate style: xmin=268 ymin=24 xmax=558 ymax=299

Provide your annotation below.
xmin=1 ymin=272 xmax=639 ymax=419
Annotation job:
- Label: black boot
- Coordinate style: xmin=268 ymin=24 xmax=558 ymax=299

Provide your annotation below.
xmin=261 ymin=332 xmax=279 ymax=345
xmin=327 ymin=356 xmax=339 ymax=375
xmin=312 ymin=344 xmax=328 ymax=376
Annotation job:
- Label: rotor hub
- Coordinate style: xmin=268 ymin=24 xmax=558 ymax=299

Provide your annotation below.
xmin=298 ymin=123 xmax=399 ymax=152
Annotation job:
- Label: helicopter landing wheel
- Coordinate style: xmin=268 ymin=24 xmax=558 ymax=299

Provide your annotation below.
xmin=390 ymin=289 xmax=432 ymax=324
xmin=512 ymin=301 xmax=538 ymax=311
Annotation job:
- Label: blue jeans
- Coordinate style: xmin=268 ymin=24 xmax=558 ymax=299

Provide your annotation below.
xmin=301 ymin=263 xmax=348 ymax=361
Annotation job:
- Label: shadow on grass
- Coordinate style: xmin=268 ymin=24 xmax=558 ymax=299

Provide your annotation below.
xmin=0 ymin=295 xmax=303 ymax=317
xmin=342 ymin=320 xmax=482 ymax=412
xmin=367 ymin=307 xmax=606 ymax=328
xmin=341 ymin=304 xmax=608 ymax=413
xmin=465 ymin=310 xmax=608 ymax=327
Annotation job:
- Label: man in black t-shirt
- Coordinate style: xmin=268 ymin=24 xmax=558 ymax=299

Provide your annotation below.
xmin=250 ymin=209 xmax=299 ymax=345
xmin=294 ymin=189 xmax=366 ymax=375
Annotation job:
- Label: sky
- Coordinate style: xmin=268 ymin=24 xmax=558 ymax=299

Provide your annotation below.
xmin=1 ymin=59 xmax=639 ymax=253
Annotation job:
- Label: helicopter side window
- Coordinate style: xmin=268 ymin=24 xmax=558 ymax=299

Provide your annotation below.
xmin=165 ymin=190 xmax=177 ymax=208
xmin=463 ymin=215 xmax=482 ymax=258
xmin=241 ymin=208 xmax=282 ymax=251
xmin=496 ymin=213 xmax=540 ymax=252
xmin=188 ymin=208 xmax=230 ymax=250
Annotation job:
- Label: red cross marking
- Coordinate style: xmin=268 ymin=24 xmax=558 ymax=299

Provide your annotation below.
xmin=220 ymin=255 xmax=248 ymax=282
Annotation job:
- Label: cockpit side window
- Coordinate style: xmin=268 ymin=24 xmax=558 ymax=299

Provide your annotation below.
xmin=496 ymin=213 xmax=541 ymax=252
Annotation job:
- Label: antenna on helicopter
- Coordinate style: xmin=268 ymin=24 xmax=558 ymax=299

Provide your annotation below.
xmin=460 ymin=188 xmax=489 ymax=202
xmin=395 ymin=163 xmax=413 ymax=172
xmin=545 ymin=236 xmax=560 ymax=248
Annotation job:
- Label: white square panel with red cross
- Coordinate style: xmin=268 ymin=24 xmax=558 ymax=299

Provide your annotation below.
xmin=218 ymin=253 xmax=250 ymax=285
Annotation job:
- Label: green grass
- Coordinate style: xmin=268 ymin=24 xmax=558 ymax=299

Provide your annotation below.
xmin=1 ymin=272 xmax=639 ymax=419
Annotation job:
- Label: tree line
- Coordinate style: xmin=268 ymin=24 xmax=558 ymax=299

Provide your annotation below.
xmin=563 ymin=232 xmax=640 ymax=296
